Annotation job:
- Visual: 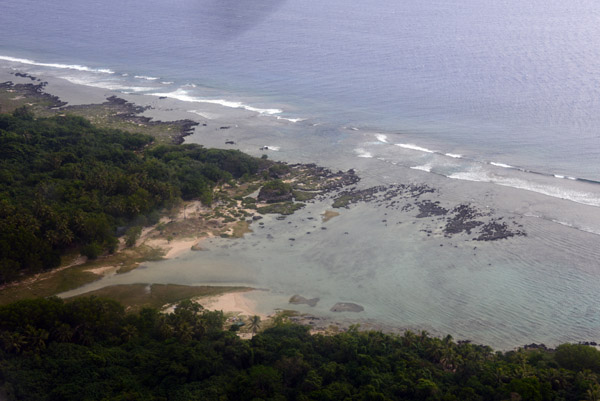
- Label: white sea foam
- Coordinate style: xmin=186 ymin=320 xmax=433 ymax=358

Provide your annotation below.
xmin=134 ymin=75 xmax=159 ymax=81
xmin=395 ymin=143 xmax=435 ymax=153
xmin=550 ymin=220 xmax=600 ymax=236
xmin=148 ymin=89 xmax=283 ymax=115
xmin=276 ymin=116 xmax=304 ymax=123
xmin=554 ymin=174 xmax=577 ymax=180
xmin=261 ymin=145 xmax=280 ymax=151
xmin=161 ymin=81 xmax=174 ymax=85
xmin=490 ymin=162 xmax=514 ymax=169
xmin=375 ymin=134 xmax=389 ymax=143
xmin=355 ymin=148 xmax=373 ymax=158
xmin=61 ymin=76 xmax=158 ymax=92
xmin=445 ymin=153 xmax=462 ymax=158
xmin=448 ymin=169 xmax=600 ymax=207
xmin=0 ymin=55 xmax=115 ymax=74
xmin=411 ymin=163 xmax=432 ymax=172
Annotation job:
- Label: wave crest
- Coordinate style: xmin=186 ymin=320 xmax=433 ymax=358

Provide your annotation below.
xmin=0 ymin=55 xmax=114 ymax=74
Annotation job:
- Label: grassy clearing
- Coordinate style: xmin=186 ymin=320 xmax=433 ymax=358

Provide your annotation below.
xmin=0 ymin=245 xmax=166 ymax=305
xmin=332 ymin=194 xmax=356 ymax=208
xmin=292 ymin=190 xmax=318 ymax=201
xmin=257 ymin=202 xmax=305 ymax=215
xmin=0 ymin=265 xmax=100 ymax=306
xmin=70 ymin=284 xmax=251 ymax=313
xmin=231 ymin=221 xmax=253 ymax=238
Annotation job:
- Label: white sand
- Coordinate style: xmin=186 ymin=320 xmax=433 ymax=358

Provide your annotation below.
xmin=84 ymin=265 xmax=119 ymax=275
xmin=143 ymin=237 xmax=199 ymax=259
xmin=200 ymin=291 xmax=266 ymax=319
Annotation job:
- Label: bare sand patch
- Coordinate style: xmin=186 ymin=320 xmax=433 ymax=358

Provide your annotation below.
xmin=321 ymin=210 xmax=340 ymax=222
xmin=200 ymin=290 xmax=266 ymax=319
xmin=84 ymin=265 xmax=119 ymax=275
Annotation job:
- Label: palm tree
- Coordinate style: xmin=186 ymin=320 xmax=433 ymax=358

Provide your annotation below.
xmin=176 ymin=322 xmax=193 ymax=343
xmin=248 ymin=315 xmax=261 ymax=338
xmin=584 ymin=383 xmax=600 ymax=401
xmin=121 ymin=325 xmax=138 ymax=342
xmin=1 ymin=331 xmax=26 ymax=354
xmin=24 ymin=325 xmax=48 ymax=354
xmin=54 ymin=323 xmax=73 ymax=342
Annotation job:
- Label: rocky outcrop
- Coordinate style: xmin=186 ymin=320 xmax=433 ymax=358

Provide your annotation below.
xmin=257 ymin=180 xmax=293 ymax=203
xmin=289 ymin=295 xmax=320 ymax=307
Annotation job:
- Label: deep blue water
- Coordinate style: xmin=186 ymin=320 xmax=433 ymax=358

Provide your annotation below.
xmin=2 ymin=0 xmax=600 ymax=178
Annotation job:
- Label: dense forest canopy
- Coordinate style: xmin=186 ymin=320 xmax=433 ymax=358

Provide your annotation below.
xmin=1 ymin=297 xmax=600 ymax=400
xmin=0 ymin=108 xmax=264 ymax=283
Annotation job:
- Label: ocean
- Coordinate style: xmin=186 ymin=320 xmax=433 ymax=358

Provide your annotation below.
xmin=3 ymin=0 xmax=600 ymax=348
xmin=3 ymin=0 xmax=600 ymax=179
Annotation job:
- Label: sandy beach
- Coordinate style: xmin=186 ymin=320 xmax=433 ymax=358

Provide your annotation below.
xmin=200 ymin=290 xmax=266 ymax=319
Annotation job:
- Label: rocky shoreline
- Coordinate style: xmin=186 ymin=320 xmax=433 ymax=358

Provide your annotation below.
xmin=331 ymin=183 xmax=526 ymax=241
xmin=1 ymin=73 xmax=198 ymax=145
xmin=63 ymin=95 xmax=199 ymax=145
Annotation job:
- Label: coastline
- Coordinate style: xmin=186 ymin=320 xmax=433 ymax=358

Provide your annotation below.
xmin=3 ymin=63 xmax=600 ymax=350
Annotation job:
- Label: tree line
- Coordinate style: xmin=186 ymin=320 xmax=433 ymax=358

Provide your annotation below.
xmin=0 ymin=108 xmax=265 ymax=283
xmin=1 ymin=296 xmax=600 ymax=400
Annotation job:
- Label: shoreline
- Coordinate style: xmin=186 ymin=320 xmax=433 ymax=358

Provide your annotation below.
xmin=3 ymin=65 xmax=600 ymax=350
xmin=200 ymin=290 xmax=266 ymax=319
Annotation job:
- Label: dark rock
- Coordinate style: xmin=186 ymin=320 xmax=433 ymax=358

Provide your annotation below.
xmin=15 ymin=72 xmax=36 ymax=81
xmin=289 ymin=295 xmax=320 ymax=307
xmin=444 ymin=204 xmax=484 ymax=236
xmin=0 ymin=81 xmax=66 ymax=108
xmin=415 ymin=200 xmax=448 ymax=218
xmin=475 ymin=220 xmax=525 ymax=241
xmin=523 ymin=343 xmax=548 ymax=350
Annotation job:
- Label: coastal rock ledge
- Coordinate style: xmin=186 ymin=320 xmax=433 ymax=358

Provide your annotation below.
xmin=330 ymin=302 xmax=364 ymax=313
xmin=289 ymin=295 xmax=320 ymax=307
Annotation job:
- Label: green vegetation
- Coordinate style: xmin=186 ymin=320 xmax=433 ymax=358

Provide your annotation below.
xmin=258 ymin=179 xmax=293 ymax=203
xmin=268 ymin=163 xmax=291 ymax=178
xmin=1 ymin=297 xmax=600 ymax=400
xmin=0 ymin=110 xmax=265 ymax=284
xmin=257 ymin=201 xmax=306 ymax=215
xmin=71 ymin=284 xmax=250 ymax=313
xmin=262 ymin=179 xmax=292 ymax=193
xmin=293 ymin=190 xmax=318 ymax=201
xmin=332 ymin=194 xmax=355 ymax=208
